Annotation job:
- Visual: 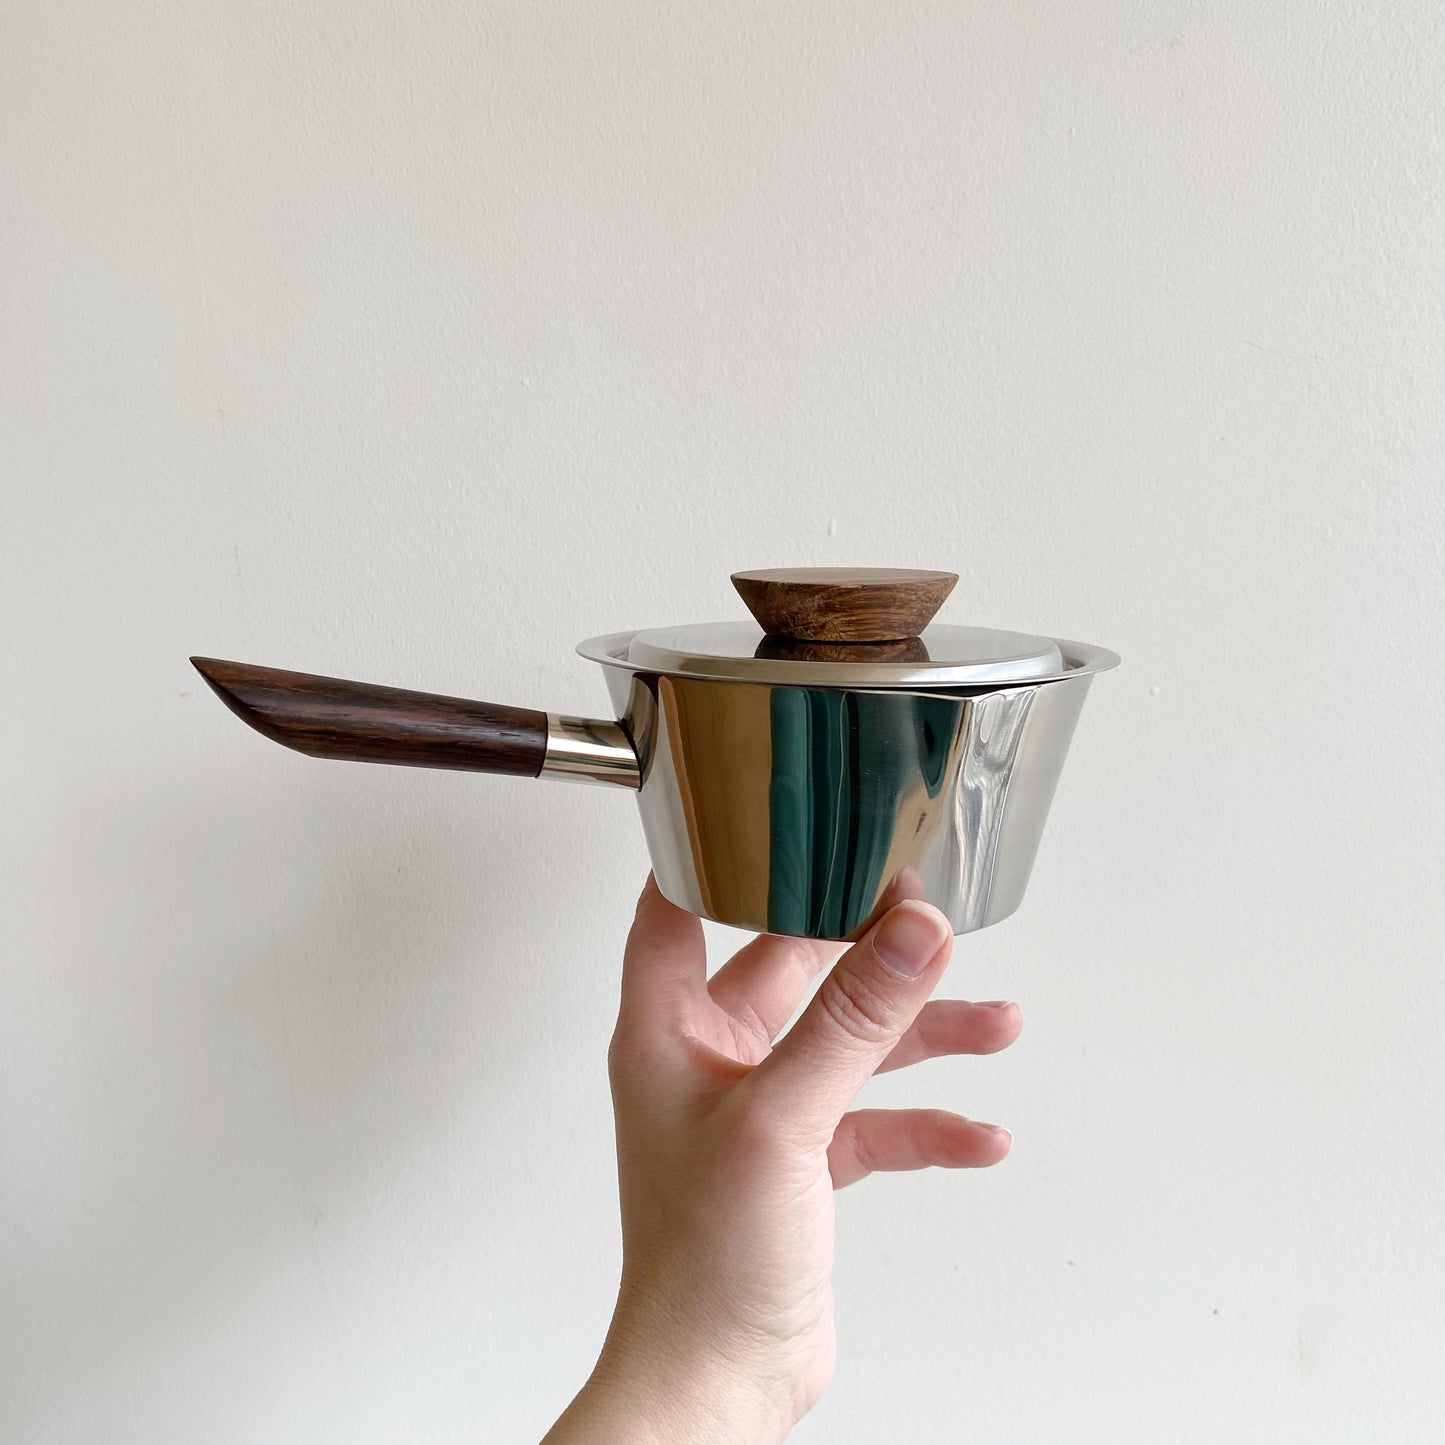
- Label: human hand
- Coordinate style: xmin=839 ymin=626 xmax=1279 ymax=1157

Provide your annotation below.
xmin=544 ymin=874 xmax=1021 ymax=1445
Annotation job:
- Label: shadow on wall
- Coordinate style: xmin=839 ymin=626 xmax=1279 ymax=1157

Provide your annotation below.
xmin=4 ymin=763 xmax=554 ymax=1437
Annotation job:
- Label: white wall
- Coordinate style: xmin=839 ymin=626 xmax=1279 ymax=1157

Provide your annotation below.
xmin=4 ymin=4 xmax=1442 ymax=1441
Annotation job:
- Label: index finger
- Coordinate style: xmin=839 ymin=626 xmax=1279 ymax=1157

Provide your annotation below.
xmin=617 ymin=874 xmax=709 ymax=1033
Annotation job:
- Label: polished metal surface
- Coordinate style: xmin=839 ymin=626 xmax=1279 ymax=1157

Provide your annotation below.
xmin=593 ymin=647 xmax=1112 ymax=939
xmin=583 ymin=628 xmax=1117 ymax=689
xmin=541 ymin=714 xmax=640 ymax=789
xmin=579 ymin=624 xmax=1087 ymax=688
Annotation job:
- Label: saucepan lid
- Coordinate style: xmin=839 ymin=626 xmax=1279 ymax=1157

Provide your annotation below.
xmin=578 ymin=568 xmax=1071 ymax=689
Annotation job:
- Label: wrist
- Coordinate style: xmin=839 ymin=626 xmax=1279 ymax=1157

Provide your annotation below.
xmin=545 ymin=1318 xmax=794 ymax=1445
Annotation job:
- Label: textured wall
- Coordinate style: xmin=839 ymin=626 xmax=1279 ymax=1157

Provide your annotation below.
xmin=3 ymin=4 xmax=1442 ymax=1441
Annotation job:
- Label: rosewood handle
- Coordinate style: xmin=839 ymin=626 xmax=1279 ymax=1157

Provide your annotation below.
xmin=731 ymin=567 xmax=958 ymax=642
xmin=191 ymin=657 xmax=548 ymax=776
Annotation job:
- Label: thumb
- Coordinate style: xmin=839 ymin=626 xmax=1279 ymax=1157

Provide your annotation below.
xmin=744 ymin=900 xmax=953 ymax=1137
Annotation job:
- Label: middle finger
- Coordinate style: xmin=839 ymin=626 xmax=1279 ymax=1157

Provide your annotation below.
xmin=873 ymin=999 xmax=1023 ymax=1074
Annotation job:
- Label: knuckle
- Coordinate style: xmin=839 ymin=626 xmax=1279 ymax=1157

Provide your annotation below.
xmin=730 ymin=1100 xmax=789 ymax=1156
xmin=728 ymin=1076 xmax=820 ymax=1151
xmin=606 ymin=1021 xmax=647 ymax=1088
xmin=605 ymin=1036 xmax=627 ymax=1090
xmin=845 ymin=1121 xmax=876 ymax=1178
xmin=816 ymin=965 xmax=900 ymax=1047
xmin=729 ymin=1103 xmax=826 ymax=1184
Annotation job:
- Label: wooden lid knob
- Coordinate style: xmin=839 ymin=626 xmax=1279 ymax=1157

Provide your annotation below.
xmin=730 ymin=568 xmax=958 ymax=643
xmin=753 ymin=634 xmax=931 ymax=663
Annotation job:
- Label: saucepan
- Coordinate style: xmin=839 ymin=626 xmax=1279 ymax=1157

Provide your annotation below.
xmin=193 ymin=568 xmax=1117 ymax=939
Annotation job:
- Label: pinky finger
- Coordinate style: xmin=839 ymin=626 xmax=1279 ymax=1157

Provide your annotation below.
xmin=827 ymin=1108 xmax=1012 ymax=1190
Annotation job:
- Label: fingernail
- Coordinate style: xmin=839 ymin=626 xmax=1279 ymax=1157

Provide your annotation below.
xmin=873 ymin=901 xmax=948 ymax=979
xmin=977 ymin=1000 xmax=1017 ymax=1011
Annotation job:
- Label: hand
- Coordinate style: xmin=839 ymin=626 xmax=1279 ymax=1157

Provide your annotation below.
xmin=544 ymin=874 xmax=1021 ymax=1445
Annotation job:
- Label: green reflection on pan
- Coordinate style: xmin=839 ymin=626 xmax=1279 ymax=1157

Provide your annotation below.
xmin=766 ymin=690 xmax=960 ymax=937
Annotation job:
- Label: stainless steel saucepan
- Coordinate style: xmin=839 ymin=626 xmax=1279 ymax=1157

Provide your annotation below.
xmin=193 ymin=568 xmax=1117 ymax=939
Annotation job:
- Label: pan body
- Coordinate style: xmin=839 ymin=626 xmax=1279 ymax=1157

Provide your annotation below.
xmin=600 ymin=665 xmax=1096 ymax=940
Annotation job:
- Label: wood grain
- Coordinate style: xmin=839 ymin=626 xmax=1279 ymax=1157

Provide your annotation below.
xmin=190 ymin=657 xmax=548 ymax=777
xmin=731 ymin=567 xmax=957 ymax=642
xmin=752 ymin=635 xmax=931 ymax=664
